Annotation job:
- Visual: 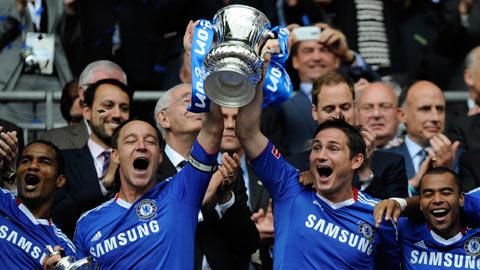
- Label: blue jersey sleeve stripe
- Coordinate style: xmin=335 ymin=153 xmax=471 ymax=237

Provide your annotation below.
xmin=190 ymin=140 xmax=218 ymax=166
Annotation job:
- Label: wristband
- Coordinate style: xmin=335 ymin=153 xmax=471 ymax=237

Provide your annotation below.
xmin=390 ymin=197 xmax=407 ymax=212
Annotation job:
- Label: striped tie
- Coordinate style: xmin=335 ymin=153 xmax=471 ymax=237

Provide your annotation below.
xmin=101 ymin=151 xmax=111 ymax=178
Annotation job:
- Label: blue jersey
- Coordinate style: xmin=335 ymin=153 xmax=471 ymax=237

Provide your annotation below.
xmin=464 ymin=187 xmax=480 ymax=226
xmin=250 ymin=142 xmax=401 ymax=269
xmin=74 ymin=140 xmax=216 ymax=269
xmin=0 ymin=188 xmax=76 ymax=269
xmin=399 ymin=218 xmax=480 ymax=269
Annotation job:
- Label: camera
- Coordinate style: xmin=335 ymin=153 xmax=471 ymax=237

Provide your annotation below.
xmin=292 ymin=26 xmax=321 ymax=41
xmin=20 ymin=47 xmax=41 ymax=74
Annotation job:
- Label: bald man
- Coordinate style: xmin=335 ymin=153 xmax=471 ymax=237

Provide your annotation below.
xmin=386 ymin=80 xmax=461 ymax=196
xmin=356 ymin=82 xmax=400 ymax=148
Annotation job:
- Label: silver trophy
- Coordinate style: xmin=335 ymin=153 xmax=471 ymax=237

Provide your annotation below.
xmin=203 ymin=5 xmax=273 ymax=107
xmin=46 ymin=245 xmax=95 ymax=270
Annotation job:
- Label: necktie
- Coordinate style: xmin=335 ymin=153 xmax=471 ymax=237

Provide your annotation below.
xmin=101 ymin=151 xmax=111 ymax=178
xmin=416 ymin=149 xmax=428 ymax=172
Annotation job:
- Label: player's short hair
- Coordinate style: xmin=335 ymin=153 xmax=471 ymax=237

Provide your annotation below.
xmin=313 ymin=117 xmax=366 ymax=159
xmin=23 ymin=140 xmax=65 ymax=175
xmin=111 ymin=119 xmax=165 ymax=152
xmin=83 ymin=78 xmax=133 ymax=109
xmin=311 ymin=72 xmax=355 ymax=107
xmin=419 ymin=167 xmax=461 ymax=194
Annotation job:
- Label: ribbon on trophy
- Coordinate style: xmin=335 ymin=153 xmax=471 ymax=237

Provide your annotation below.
xmin=190 ymin=19 xmax=214 ymax=113
xmin=190 ymin=20 xmax=292 ymax=112
xmin=262 ymin=26 xmax=292 ymax=108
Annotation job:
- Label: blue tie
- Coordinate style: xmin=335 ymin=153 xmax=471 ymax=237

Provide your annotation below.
xmin=101 ymin=151 xmax=111 ymax=178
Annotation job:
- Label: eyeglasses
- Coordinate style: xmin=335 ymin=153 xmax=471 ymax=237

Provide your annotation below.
xmin=359 ymin=103 xmax=395 ymax=114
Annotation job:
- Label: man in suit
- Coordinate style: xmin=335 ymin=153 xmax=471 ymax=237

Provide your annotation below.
xmin=447 ymin=47 xmax=480 ymax=150
xmin=0 ymin=0 xmax=72 ymax=124
xmin=458 ymin=149 xmax=480 ymax=192
xmin=52 ymin=78 xmax=132 ymax=238
xmin=288 ymin=72 xmax=408 ymax=199
xmin=40 ymin=60 xmax=127 ymax=149
xmin=446 ymin=46 xmax=480 ymax=127
xmin=278 ymin=23 xmax=380 ymax=156
xmin=155 ymin=84 xmax=259 ymax=270
xmin=387 ymin=80 xmax=460 ymax=196
xmin=356 ymin=82 xmax=401 ymax=149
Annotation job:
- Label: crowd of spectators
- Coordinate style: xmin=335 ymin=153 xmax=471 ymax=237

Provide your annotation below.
xmin=1 ymin=0 xmax=480 ymax=269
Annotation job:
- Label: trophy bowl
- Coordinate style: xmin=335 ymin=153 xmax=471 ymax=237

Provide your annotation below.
xmin=203 ymin=5 xmax=272 ymax=107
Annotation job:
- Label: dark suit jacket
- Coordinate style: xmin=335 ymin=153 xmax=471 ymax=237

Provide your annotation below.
xmin=157 ymin=155 xmax=259 ymax=270
xmin=386 ymin=141 xmax=462 ymax=180
xmin=52 ymin=144 xmax=108 ymax=238
xmin=459 ymin=150 xmax=480 ymax=192
xmin=447 ymin=114 xmax=480 ymax=150
xmin=446 ymin=101 xmax=468 ymax=130
xmin=286 ymin=150 xmax=408 ymax=199
xmin=40 ymin=120 xmax=89 ymax=150
xmin=277 ymin=91 xmax=317 ymax=156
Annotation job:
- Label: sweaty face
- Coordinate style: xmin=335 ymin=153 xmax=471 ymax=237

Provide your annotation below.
xmin=420 ymin=173 xmax=463 ymax=239
xmin=309 ymin=128 xmax=363 ymax=201
xmin=113 ymin=121 xmax=161 ymax=192
xmin=85 ymin=84 xmax=130 ymax=146
xmin=399 ymin=81 xmax=445 ymax=146
xmin=313 ymin=83 xmax=355 ymax=125
xmin=220 ymin=107 xmax=241 ymax=153
xmin=357 ymin=83 xmax=399 ymax=147
xmin=163 ymin=86 xmax=202 ymax=135
xmin=293 ymin=41 xmax=341 ymax=83
xmin=17 ymin=143 xmax=63 ymax=205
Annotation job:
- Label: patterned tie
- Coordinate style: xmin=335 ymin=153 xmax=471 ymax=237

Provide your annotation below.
xmin=416 ymin=149 xmax=428 ymax=173
xmin=101 ymin=151 xmax=111 ymax=178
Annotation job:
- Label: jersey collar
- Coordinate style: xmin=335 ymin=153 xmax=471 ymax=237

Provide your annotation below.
xmin=16 ymin=198 xmax=52 ymax=225
xmin=315 ymin=189 xmax=357 ymax=210
xmin=429 ymin=228 xmax=464 ymax=246
xmin=114 ymin=193 xmax=133 ymax=209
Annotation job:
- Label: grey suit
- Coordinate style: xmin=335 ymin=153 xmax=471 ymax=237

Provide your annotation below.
xmin=0 ymin=0 xmax=72 ymax=90
xmin=40 ymin=120 xmax=89 ymax=149
xmin=0 ymin=0 xmax=72 ymax=124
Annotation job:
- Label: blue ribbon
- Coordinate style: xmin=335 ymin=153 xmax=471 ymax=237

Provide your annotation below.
xmin=262 ymin=26 xmax=292 ymax=108
xmin=190 ymin=21 xmax=292 ymax=112
xmin=190 ymin=19 xmax=214 ymax=113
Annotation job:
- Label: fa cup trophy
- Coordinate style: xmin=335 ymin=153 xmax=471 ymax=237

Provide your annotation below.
xmin=203 ymin=5 xmax=273 ymax=107
xmin=46 ymin=245 xmax=94 ymax=270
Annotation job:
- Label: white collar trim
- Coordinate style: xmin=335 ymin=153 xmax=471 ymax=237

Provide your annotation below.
xmin=430 ymin=230 xmax=463 ymax=245
xmin=315 ymin=193 xmax=355 ymax=209
xmin=18 ymin=203 xmax=50 ymax=225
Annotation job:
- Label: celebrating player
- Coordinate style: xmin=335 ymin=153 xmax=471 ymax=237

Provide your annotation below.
xmin=375 ymin=167 xmax=480 ymax=269
xmin=73 ymin=100 xmax=225 ymax=268
xmin=0 ymin=140 xmax=75 ymax=269
xmin=234 ymin=84 xmax=401 ymax=268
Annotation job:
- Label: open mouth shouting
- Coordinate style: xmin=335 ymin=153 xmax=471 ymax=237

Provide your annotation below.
xmin=24 ymin=174 xmax=41 ymax=192
xmin=133 ymin=156 xmax=150 ymax=175
xmin=430 ymin=208 xmax=450 ymax=223
xmin=316 ymin=165 xmax=333 ymax=182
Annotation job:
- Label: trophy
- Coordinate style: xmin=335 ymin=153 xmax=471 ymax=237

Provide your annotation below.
xmin=203 ymin=5 xmax=273 ymax=107
xmin=46 ymin=245 xmax=95 ymax=270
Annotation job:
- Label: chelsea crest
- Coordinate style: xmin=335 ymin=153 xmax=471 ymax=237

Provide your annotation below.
xmin=136 ymin=199 xmax=157 ymax=220
xmin=464 ymin=237 xmax=480 ymax=256
xmin=358 ymin=222 xmax=375 ymax=241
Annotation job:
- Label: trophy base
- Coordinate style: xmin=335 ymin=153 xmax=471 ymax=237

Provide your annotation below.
xmin=204 ymin=69 xmax=256 ymax=108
